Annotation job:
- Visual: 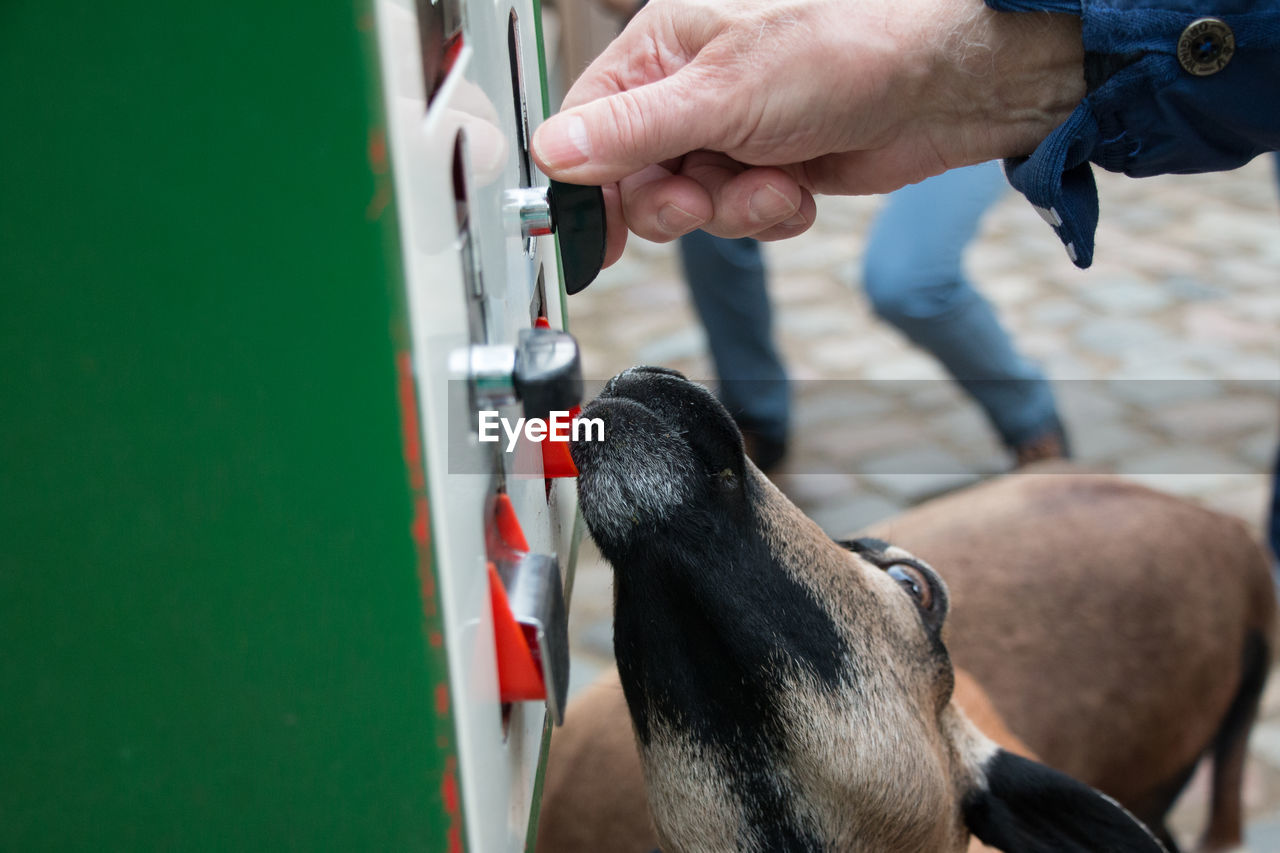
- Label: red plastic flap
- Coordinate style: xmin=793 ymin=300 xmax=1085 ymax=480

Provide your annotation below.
xmin=491 ymin=492 xmax=530 ymax=554
xmin=487 ymin=562 xmax=545 ymax=702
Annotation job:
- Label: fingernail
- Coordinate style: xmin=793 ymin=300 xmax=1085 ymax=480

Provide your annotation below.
xmin=781 ymin=210 xmax=808 ymax=229
xmin=657 ymin=203 xmax=704 ymax=235
xmin=533 ymin=114 xmax=590 ymax=171
xmin=748 ymin=184 xmax=797 ymax=224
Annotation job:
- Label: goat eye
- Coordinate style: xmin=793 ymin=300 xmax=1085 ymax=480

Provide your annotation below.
xmin=887 ymin=563 xmax=932 ymax=610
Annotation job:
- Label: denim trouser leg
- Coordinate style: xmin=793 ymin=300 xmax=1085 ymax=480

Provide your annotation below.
xmin=1269 ymin=153 xmax=1280 ymax=566
xmin=677 ymin=231 xmax=789 ymax=442
xmin=862 ymin=161 xmax=1061 ymax=447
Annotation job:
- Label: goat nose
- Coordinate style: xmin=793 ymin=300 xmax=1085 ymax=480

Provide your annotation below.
xmin=600 ymin=365 xmax=686 ymax=398
xmin=626 ymin=365 xmax=686 ymax=379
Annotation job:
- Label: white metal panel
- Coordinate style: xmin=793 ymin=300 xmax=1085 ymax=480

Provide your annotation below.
xmin=375 ymin=0 xmax=579 ymax=849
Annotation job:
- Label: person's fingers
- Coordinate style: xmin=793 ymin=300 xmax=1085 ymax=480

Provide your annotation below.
xmin=602 ymin=182 xmax=628 ymax=269
xmin=532 ymin=72 xmax=722 ymax=185
xmin=678 ymin=153 xmax=804 ymax=239
xmin=616 ymin=163 xmax=710 ymax=243
xmin=752 ymin=188 xmax=818 ymax=241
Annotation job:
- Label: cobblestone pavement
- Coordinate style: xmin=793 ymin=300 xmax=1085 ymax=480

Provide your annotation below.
xmin=564 ymin=159 xmax=1280 ymax=850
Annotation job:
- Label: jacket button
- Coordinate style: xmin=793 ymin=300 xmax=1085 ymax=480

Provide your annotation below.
xmin=1177 ymin=17 xmax=1235 ymax=76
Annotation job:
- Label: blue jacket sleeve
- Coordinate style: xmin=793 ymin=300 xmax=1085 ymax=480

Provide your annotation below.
xmin=986 ymin=0 xmax=1280 ymax=267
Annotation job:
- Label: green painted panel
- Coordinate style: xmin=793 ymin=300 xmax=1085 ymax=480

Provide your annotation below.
xmin=0 ymin=1 xmax=457 ymax=849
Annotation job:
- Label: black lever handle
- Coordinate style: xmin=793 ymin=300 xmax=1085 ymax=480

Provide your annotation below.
xmin=512 ymin=326 xmax=583 ymax=421
xmin=547 ymin=180 xmax=606 ymax=295
xmin=451 ymin=327 xmax=583 ymax=420
xmin=506 ymin=181 xmax=606 ymax=294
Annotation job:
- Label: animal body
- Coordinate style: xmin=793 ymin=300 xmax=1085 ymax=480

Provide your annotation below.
xmin=537 ymin=367 xmax=1275 ymax=853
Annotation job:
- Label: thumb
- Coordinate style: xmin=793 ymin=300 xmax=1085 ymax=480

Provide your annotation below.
xmin=532 ymin=76 xmax=717 ymax=185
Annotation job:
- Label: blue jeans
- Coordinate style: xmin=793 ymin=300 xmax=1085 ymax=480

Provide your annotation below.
xmin=1269 ymin=154 xmax=1280 ymax=567
xmin=678 ymin=231 xmax=791 ymax=444
xmin=677 ymin=161 xmax=1060 ymax=449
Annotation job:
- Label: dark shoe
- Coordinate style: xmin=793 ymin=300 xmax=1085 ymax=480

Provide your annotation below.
xmin=740 ymin=429 xmax=788 ymax=474
xmin=1011 ymin=421 xmax=1070 ymax=469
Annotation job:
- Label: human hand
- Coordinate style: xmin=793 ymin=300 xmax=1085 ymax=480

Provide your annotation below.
xmin=531 ymin=0 xmax=1083 ymax=266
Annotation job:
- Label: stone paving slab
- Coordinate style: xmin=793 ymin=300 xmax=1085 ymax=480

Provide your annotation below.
xmin=566 ymin=158 xmax=1280 ymax=849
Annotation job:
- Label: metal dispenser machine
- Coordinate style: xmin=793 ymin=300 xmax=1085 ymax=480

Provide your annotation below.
xmin=375 ymin=0 xmax=605 ymax=848
xmin=1 ymin=0 xmax=604 ymax=850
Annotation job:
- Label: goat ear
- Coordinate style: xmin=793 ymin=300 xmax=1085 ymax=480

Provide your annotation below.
xmin=962 ymin=750 xmax=1167 ymax=852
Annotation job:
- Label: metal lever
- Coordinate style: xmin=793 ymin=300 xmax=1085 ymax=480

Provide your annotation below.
xmin=451 ymin=327 xmax=583 ymax=421
xmin=504 ymin=181 xmax=606 ymax=294
xmin=494 ymin=552 xmax=570 ymax=725
xmin=506 ymin=187 xmax=555 ymax=238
